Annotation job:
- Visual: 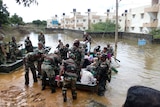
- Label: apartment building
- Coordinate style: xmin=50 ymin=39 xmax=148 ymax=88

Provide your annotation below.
xmin=46 ymin=0 xmax=160 ymax=34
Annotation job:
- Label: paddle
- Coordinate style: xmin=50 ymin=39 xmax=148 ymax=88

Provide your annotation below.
xmin=115 ymin=58 xmax=120 ymax=62
xmin=112 ymin=56 xmax=120 ymax=62
xmin=111 ymin=67 xmax=118 ymax=73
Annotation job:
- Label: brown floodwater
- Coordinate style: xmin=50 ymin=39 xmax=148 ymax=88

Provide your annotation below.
xmin=0 ymin=32 xmax=160 ymax=107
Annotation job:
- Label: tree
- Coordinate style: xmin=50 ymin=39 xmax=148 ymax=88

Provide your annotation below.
xmin=149 ymin=29 xmax=160 ymax=39
xmin=0 ymin=0 xmax=9 ymax=27
xmin=10 ymin=13 xmax=25 ymax=26
xmin=32 ymin=20 xmax=47 ymax=27
xmin=16 ymin=0 xmax=38 ymax=7
xmin=32 ymin=20 xmax=41 ymax=26
xmin=90 ymin=20 xmax=120 ymax=32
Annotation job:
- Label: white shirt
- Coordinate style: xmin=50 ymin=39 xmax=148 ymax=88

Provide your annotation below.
xmin=80 ymin=69 xmax=96 ymax=84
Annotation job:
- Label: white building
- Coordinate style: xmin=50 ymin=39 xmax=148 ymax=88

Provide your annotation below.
xmin=46 ymin=0 xmax=160 ymax=34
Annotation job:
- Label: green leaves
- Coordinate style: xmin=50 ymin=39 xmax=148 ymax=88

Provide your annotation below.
xmin=149 ymin=29 xmax=160 ymax=39
xmin=10 ymin=13 xmax=24 ymax=26
xmin=15 ymin=0 xmax=38 ymax=7
xmin=91 ymin=20 xmax=120 ymax=32
xmin=0 ymin=0 xmax=10 ymax=26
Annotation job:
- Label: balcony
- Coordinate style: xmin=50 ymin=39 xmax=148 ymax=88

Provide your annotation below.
xmin=143 ymin=20 xmax=158 ymax=27
xmin=144 ymin=4 xmax=160 ymax=12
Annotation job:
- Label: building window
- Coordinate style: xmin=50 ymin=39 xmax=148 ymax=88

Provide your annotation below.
xmin=131 ymin=27 xmax=134 ymax=31
xmin=83 ymin=27 xmax=86 ymax=30
xmin=77 ymin=20 xmax=79 ymax=22
xmin=99 ymin=19 xmax=102 ymax=22
xmin=132 ymin=14 xmax=136 ymax=18
xmin=93 ymin=20 xmax=95 ymax=23
xmin=141 ymin=13 xmax=144 ymax=19
xmin=119 ymin=19 xmax=122 ymax=22
xmin=83 ymin=19 xmax=86 ymax=22
xmin=78 ymin=28 xmax=80 ymax=30
xmin=140 ymin=27 xmax=143 ymax=32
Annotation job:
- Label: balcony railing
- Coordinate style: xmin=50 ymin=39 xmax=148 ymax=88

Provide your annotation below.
xmin=143 ymin=20 xmax=158 ymax=27
xmin=144 ymin=4 xmax=160 ymax=12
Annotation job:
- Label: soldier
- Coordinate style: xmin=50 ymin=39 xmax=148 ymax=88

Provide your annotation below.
xmin=34 ymin=42 xmax=45 ymax=78
xmin=24 ymin=36 xmax=33 ymax=53
xmin=70 ymin=39 xmax=85 ymax=81
xmin=58 ymin=53 xmax=78 ymax=102
xmin=59 ymin=44 xmax=70 ymax=60
xmin=38 ymin=32 xmax=45 ymax=47
xmin=56 ymin=39 xmax=63 ymax=51
xmin=96 ymin=54 xmax=111 ymax=96
xmin=0 ymin=34 xmax=7 ymax=64
xmin=41 ymin=52 xmax=61 ymax=93
xmin=23 ymin=52 xmax=42 ymax=85
xmin=9 ymin=36 xmax=22 ymax=62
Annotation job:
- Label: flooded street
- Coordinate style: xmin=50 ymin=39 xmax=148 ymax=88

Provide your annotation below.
xmin=0 ymin=32 xmax=160 ymax=107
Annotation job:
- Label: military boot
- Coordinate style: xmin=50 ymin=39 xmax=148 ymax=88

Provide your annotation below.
xmin=72 ymin=91 xmax=77 ymax=100
xmin=51 ymin=87 xmax=56 ymax=93
xmin=63 ymin=90 xmax=67 ymax=102
xmin=41 ymin=85 xmax=46 ymax=90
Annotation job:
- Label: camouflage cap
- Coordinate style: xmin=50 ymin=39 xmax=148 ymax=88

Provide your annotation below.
xmin=69 ymin=53 xmax=75 ymax=59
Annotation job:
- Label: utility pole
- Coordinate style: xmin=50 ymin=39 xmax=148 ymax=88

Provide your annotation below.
xmin=115 ymin=0 xmax=118 ymax=58
xmin=63 ymin=13 xmax=65 ymax=29
xmin=72 ymin=8 xmax=76 ymax=30
xmin=106 ymin=9 xmax=110 ymax=21
xmin=87 ymin=9 xmax=91 ymax=30
xmin=124 ymin=10 xmax=128 ymax=32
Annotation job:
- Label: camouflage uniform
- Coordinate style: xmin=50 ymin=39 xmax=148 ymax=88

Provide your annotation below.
xmin=34 ymin=42 xmax=46 ymax=77
xmin=70 ymin=40 xmax=84 ymax=81
xmin=9 ymin=36 xmax=22 ymax=62
xmin=41 ymin=53 xmax=61 ymax=93
xmin=61 ymin=55 xmax=78 ymax=102
xmin=96 ymin=54 xmax=111 ymax=96
xmin=38 ymin=33 xmax=45 ymax=47
xmin=0 ymin=35 xmax=6 ymax=64
xmin=59 ymin=44 xmax=69 ymax=60
xmin=24 ymin=36 xmax=33 ymax=53
xmin=23 ymin=52 xmax=41 ymax=85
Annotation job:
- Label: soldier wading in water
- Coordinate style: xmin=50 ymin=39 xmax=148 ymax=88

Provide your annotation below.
xmin=58 ymin=53 xmax=78 ymax=102
xmin=41 ymin=52 xmax=61 ymax=93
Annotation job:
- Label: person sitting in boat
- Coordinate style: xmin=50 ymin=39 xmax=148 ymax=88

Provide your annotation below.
xmin=85 ymin=52 xmax=101 ymax=78
xmin=80 ymin=69 xmax=97 ymax=85
xmin=83 ymin=52 xmax=94 ymax=68
xmin=59 ymin=43 xmax=70 ymax=60
xmin=94 ymin=45 xmax=101 ymax=53
xmin=106 ymin=43 xmax=114 ymax=59
xmin=96 ymin=54 xmax=111 ymax=96
xmin=8 ymin=36 xmax=22 ymax=62
xmin=24 ymin=36 xmax=33 ymax=53
xmin=23 ymin=51 xmax=43 ymax=86
xmin=93 ymin=45 xmax=101 ymax=57
xmin=101 ymin=46 xmax=112 ymax=62
xmin=0 ymin=34 xmax=7 ymax=64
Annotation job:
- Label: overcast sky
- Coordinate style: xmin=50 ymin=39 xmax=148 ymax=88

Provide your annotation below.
xmin=3 ymin=0 xmax=151 ymax=22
